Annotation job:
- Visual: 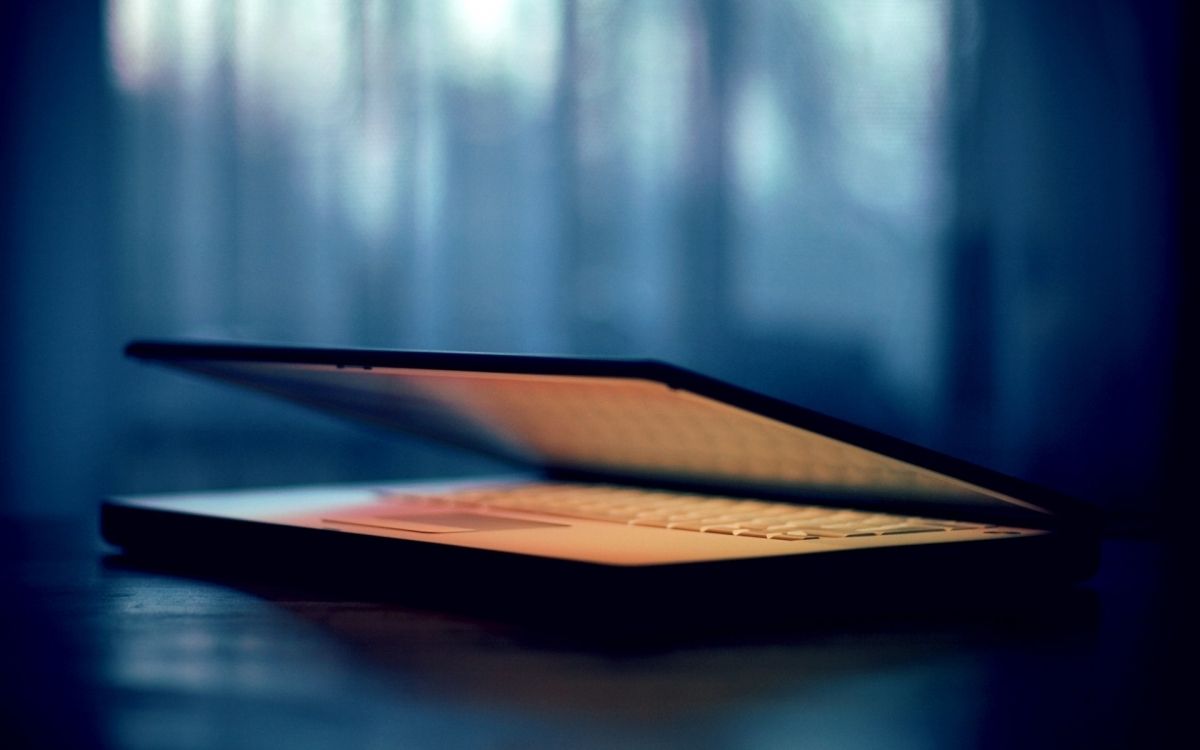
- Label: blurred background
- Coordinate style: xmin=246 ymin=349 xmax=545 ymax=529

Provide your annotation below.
xmin=0 ymin=0 xmax=1181 ymax=526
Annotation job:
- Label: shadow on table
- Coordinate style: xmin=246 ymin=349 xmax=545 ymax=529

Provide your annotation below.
xmin=101 ymin=550 xmax=1101 ymax=723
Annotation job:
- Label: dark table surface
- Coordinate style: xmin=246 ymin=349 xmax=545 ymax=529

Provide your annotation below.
xmin=1 ymin=516 xmax=1177 ymax=750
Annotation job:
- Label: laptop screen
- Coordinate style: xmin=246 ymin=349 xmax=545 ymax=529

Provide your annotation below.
xmin=168 ymin=358 xmax=1047 ymax=516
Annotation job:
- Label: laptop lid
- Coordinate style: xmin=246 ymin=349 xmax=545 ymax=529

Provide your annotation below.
xmin=125 ymin=340 xmax=1096 ymax=529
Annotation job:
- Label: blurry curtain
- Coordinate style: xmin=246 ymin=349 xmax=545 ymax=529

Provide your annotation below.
xmin=99 ymin=0 xmax=1175 ymax=512
xmin=107 ymin=0 xmax=951 ymax=424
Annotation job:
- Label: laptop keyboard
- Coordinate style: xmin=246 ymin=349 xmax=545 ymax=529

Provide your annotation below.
xmin=380 ymin=484 xmax=997 ymax=541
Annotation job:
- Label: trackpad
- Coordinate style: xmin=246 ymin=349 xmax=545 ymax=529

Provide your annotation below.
xmin=324 ymin=512 xmax=568 ymax=534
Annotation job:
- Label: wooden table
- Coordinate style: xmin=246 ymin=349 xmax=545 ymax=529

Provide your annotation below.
xmin=1 ymin=519 xmax=1175 ymax=749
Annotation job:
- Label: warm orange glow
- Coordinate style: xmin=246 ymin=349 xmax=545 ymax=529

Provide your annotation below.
xmin=188 ymin=360 xmax=1043 ymax=513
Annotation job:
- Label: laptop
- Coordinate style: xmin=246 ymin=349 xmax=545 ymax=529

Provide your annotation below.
xmin=102 ymin=341 xmax=1099 ymax=618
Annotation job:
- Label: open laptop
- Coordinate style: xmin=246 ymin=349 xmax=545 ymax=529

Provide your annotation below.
xmin=102 ymin=341 xmax=1099 ymax=616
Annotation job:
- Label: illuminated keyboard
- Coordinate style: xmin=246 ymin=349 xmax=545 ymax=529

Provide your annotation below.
xmin=378 ymin=483 xmax=995 ymax=542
